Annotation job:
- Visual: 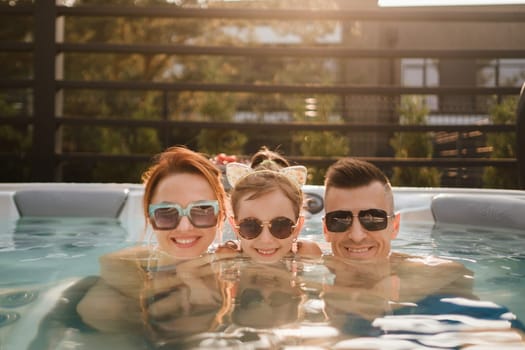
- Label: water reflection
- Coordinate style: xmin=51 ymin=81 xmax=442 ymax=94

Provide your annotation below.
xmin=19 ymin=252 xmax=525 ymax=350
xmin=321 ymin=255 xmax=525 ymax=349
xmin=228 ymin=261 xmax=304 ymax=329
xmin=141 ymin=254 xmax=525 ymax=349
xmin=142 ymin=255 xmax=224 ymax=347
xmin=142 ymin=256 xmax=311 ymax=349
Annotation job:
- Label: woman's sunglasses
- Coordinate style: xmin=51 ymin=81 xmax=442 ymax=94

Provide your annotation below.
xmin=148 ymin=200 xmax=219 ymax=230
xmin=324 ymin=209 xmax=393 ymax=232
xmin=234 ymin=216 xmax=297 ymax=240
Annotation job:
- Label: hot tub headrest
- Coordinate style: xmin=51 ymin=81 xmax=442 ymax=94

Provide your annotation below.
xmin=14 ymin=188 xmax=129 ymax=218
xmin=431 ymin=193 xmax=525 ymax=231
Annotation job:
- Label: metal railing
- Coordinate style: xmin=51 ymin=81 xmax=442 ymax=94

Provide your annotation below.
xmin=0 ymin=2 xmax=523 ymax=187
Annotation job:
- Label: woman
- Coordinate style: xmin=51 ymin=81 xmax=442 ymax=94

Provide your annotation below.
xmin=94 ymin=145 xmax=228 ymax=282
xmin=217 ymin=160 xmax=321 ymax=264
xmin=76 ymin=146 xmax=228 ymax=332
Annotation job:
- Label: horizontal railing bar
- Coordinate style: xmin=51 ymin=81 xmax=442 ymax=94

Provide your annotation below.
xmin=56 ymin=43 xmax=525 ymax=59
xmin=0 ymin=152 xmax=515 ymax=168
xmin=0 ymin=151 xmax=516 ymax=168
xmin=0 ymin=80 xmax=520 ymax=95
xmin=52 ymin=117 xmax=517 ymax=133
xmin=1 ymin=41 xmax=519 ymax=59
xmin=288 ymin=156 xmax=518 ymax=168
xmin=0 ymin=41 xmax=34 ymax=52
xmin=51 ymin=153 xmax=517 ymax=168
xmin=0 ymin=5 xmax=33 ymax=15
xmin=288 ymin=156 xmax=517 ymax=167
xmin=0 ymin=117 xmax=33 ymax=125
xmin=3 ymin=41 xmax=524 ymax=59
xmin=57 ymin=80 xmax=521 ymax=95
xmin=0 ymin=116 xmax=516 ymax=133
xmin=0 ymin=80 xmax=33 ymax=89
xmin=0 ymin=153 xmax=28 ymax=162
xmin=54 ymin=6 xmax=525 ymax=23
xmin=2 ymin=4 xmax=524 ymax=23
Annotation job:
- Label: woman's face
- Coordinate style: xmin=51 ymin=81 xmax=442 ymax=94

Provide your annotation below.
xmin=234 ymin=189 xmax=299 ymax=264
xmin=150 ymin=173 xmax=218 ymax=259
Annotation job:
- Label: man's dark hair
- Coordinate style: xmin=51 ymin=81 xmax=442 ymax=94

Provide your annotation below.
xmin=325 ymin=158 xmax=390 ymax=189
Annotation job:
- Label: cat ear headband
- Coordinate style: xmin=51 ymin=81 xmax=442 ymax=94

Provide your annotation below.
xmin=225 ymin=162 xmax=307 ymax=188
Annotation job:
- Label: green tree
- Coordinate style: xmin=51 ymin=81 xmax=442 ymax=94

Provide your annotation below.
xmin=196 ymin=92 xmax=247 ymax=156
xmin=290 ymin=95 xmax=349 ymax=184
xmin=60 ymin=0 xmax=207 ymax=181
xmin=482 ymin=96 xmax=519 ymax=189
xmin=0 ymin=5 xmax=33 ymax=180
xmin=0 ymin=94 xmax=32 ymax=181
xmin=390 ymin=96 xmax=441 ymax=187
xmin=3 ymin=0 xmax=348 ymax=182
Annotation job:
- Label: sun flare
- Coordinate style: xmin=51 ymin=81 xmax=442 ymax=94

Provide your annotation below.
xmin=378 ymin=0 xmax=525 ymax=6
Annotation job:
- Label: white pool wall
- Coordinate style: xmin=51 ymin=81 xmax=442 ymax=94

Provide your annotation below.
xmin=0 ymin=183 xmax=146 ymax=240
xmin=1 ymin=183 xmax=525 ymax=241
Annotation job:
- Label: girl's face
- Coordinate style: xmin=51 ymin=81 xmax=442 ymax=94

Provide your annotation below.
xmin=150 ymin=173 xmax=219 ymax=259
xmin=234 ymin=189 xmax=301 ymax=264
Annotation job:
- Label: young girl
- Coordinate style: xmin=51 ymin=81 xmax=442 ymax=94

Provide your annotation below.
xmin=217 ymin=160 xmax=322 ymax=263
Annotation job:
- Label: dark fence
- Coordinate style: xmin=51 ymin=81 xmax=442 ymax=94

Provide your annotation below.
xmin=1 ymin=2 xmax=524 ymax=187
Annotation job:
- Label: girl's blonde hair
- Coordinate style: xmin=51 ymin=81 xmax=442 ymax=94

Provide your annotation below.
xmin=230 ymin=170 xmax=303 ymax=220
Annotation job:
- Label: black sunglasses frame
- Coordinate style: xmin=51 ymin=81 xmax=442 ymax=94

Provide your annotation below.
xmin=324 ymin=209 xmax=394 ymax=232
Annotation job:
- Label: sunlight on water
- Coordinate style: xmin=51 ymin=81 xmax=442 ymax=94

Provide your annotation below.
xmin=0 ymin=218 xmax=524 ymax=349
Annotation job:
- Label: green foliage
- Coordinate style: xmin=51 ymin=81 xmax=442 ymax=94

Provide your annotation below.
xmin=482 ymin=96 xmax=519 ymax=189
xmin=390 ymin=96 xmax=441 ymax=187
xmin=288 ymin=95 xmax=349 ymax=185
xmin=194 ymin=91 xmax=247 ymax=156
xmin=298 ymin=131 xmax=349 ymax=185
xmin=60 ymin=89 xmax=163 ymax=181
xmin=4 ymin=0 xmax=347 ymax=182
xmin=197 ymin=130 xmax=247 ymax=157
xmin=0 ymin=92 xmax=32 ymax=180
xmin=0 ymin=124 xmax=31 ymax=154
xmin=0 ymin=124 xmax=32 ymax=181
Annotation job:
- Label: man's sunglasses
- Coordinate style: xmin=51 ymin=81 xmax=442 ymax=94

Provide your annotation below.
xmin=148 ymin=200 xmax=219 ymax=230
xmin=234 ymin=216 xmax=297 ymax=240
xmin=324 ymin=209 xmax=393 ymax=232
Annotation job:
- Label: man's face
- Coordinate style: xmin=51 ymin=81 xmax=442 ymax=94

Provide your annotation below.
xmin=323 ymin=181 xmax=400 ymax=260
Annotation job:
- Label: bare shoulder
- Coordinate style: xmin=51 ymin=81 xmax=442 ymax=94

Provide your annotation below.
xmin=396 ymin=253 xmax=472 ymax=275
xmin=100 ymin=245 xmax=150 ymax=262
xmin=390 ymin=252 xmax=475 ymax=300
xmin=298 ymin=240 xmax=322 ymax=258
xmin=395 ymin=253 xmax=473 ymax=288
xmin=98 ymin=246 xmax=151 ymax=284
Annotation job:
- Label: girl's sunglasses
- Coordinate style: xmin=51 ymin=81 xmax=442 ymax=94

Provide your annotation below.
xmin=324 ymin=209 xmax=393 ymax=232
xmin=234 ymin=216 xmax=297 ymax=240
xmin=148 ymin=200 xmax=219 ymax=230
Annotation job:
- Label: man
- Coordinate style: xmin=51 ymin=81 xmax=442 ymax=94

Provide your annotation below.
xmin=319 ymin=158 xmax=525 ymax=345
xmin=321 ymin=157 xmax=474 ymax=293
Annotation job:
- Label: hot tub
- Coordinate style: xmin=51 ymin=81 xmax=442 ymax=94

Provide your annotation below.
xmin=1 ymin=183 xmax=524 ymax=349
